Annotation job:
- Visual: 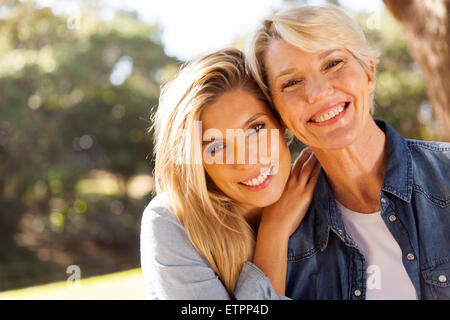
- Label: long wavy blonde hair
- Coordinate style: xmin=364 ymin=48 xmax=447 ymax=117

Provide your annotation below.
xmin=152 ymin=48 xmax=267 ymax=296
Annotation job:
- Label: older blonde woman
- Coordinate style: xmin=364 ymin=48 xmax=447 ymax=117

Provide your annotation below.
xmin=246 ymin=5 xmax=450 ymax=300
xmin=140 ymin=48 xmax=319 ymax=299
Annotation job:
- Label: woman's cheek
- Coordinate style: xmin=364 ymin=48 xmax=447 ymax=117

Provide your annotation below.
xmin=335 ymin=64 xmax=367 ymax=92
xmin=276 ymin=93 xmax=303 ymax=124
xmin=203 ymin=165 xmax=223 ymax=187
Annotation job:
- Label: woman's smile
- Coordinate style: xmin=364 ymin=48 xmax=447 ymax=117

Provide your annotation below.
xmin=308 ymin=101 xmax=350 ymax=125
xmin=238 ymin=165 xmax=274 ymax=191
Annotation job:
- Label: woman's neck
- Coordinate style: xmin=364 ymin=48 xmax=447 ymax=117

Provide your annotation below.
xmin=312 ymin=119 xmax=387 ymax=213
xmin=239 ymin=205 xmax=263 ymax=232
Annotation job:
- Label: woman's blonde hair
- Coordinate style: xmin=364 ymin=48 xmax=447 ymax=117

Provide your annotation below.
xmin=151 ymin=48 xmax=266 ymax=296
xmin=246 ymin=5 xmax=379 ymax=114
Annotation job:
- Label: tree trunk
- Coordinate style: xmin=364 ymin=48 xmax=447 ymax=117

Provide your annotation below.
xmin=383 ymin=0 xmax=450 ymax=141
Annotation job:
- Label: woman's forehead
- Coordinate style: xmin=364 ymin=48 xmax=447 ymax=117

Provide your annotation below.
xmin=201 ymin=90 xmax=270 ymax=128
xmin=265 ymin=41 xmax=349 ymax=74
xmin=267 ymin=39 xmax=345 ymax=61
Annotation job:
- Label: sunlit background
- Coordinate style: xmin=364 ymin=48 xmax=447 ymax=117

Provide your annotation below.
xmin=0 ymin=0 xmax=440 ymax=299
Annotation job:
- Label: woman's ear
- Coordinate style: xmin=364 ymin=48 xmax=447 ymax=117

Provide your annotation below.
xmin=366 ymin=60 xmax=377 ymax=94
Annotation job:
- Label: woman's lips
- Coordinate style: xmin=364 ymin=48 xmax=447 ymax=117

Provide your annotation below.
xmin=307 ymin=101 xmax=350 ymax=127
xmin=238 ymin=166 xmax=274 ymax=192
xmin=238 ymin=174 xmax=273 ymax=192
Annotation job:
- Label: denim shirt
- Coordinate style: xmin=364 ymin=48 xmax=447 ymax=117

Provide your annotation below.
xmin=285 ymin=120 xmax=450 ymax=300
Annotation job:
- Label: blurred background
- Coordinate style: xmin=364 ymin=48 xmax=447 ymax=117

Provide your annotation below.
xmin=0 ymin=0 xmax=446 ymax=298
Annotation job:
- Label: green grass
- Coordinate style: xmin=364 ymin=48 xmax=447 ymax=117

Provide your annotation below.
xmin=0 ymin=268 xmax=146 ymax=300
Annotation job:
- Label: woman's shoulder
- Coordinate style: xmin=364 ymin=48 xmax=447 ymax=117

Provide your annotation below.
xmin=140 ymin=193 xmax=226 ymax=299
xmin=140 ymin=192 xmax=207 ymax=264
xmin=405 ymin=139 xmax=450 ymax=206
xmin=406 ymin=139 xmax=449 ymax=173
xmin=141 ymin=193 xmax=183 ymax=237
xmin=144 ymin=192 xmax=172 ymax=214
xmin=406 ymin=138 xmax=450 ymax=154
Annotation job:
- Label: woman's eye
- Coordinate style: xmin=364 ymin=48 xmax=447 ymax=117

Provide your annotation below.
xmin=282 ymin=79 xmax=301 ymax=90
xmin=207 ymin=143 xmax=224 ymax=155
xmin=247 ymin=123 xmax=266 ymax=135
xmin=253 ymin=123 xmax=265 ymax=132
xmin=325 ymin=59 xmax=343 ymax=70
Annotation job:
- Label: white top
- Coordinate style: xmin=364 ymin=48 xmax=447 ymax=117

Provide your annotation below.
xmin=336 ymin=201 xmax=417 ymax=300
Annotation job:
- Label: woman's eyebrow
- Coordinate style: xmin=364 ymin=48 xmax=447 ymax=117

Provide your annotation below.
xmin=202 ymin=137 xmax=222 ymax=146
xmin=319 ymin=49 xmax=342 ymax=60
xmin=202 ymin=113 xmax=268 ymax=145
xmin=275 ymin=50 xmax=343 ymax=80
xmin=275 ymin=67 xmax=297 ymax=80
xmin=241 ymin=113 xmax=268 ymax=128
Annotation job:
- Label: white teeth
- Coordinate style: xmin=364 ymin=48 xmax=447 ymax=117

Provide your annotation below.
xmin=241 ymin=166 xmax=273 ymax=186
xmin=312 ymin=103 xmax=346 ymax=123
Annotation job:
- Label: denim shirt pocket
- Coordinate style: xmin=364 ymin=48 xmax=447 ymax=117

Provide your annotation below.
xmin=421 ymin=258 xmax=450 ymax=300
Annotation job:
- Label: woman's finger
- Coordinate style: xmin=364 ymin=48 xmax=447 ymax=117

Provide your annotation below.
xmin=297 ymin=152 xmax=317 ymax=186
xmin=305 ymin=161 xmax=320 ymax=193
xmin=291 ymin=147 xmax=312 ymax=176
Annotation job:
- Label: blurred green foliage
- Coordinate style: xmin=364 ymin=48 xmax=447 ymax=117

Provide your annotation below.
xmin=0 ymin=0 xmax=438 ymax=291
xmin=0 ymin=0 xmax=178 ymax=290
xmin=358 ymin=10 xmax=438 ymax=141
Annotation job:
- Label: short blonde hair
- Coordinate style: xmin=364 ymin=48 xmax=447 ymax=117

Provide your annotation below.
xmin=246 ymin=5 xmax=379 ymax=114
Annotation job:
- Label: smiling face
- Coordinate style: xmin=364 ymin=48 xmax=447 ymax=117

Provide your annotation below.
xmin=201 ymin=88 xmax=291 ymax=210
xmin=264 ymin=40 xmax=376 ymax=150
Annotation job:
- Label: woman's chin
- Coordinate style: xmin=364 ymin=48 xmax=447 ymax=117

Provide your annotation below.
xmin=240 ymin=189 xmax=284 ymax=208
xmin=311 ymin=127 xmax=359 ymax=150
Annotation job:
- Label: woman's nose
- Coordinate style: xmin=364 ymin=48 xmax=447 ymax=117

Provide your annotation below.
xmin=305 ymin=73 xmax=333 ymax=104
xmin=227 ymin=140 xmax=257 ymax=169
xmin=229 ymin=133 xmax=272 ymax=169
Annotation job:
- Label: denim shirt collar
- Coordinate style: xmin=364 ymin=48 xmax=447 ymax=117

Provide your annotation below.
xmin=376 ymin=119 xmax=413 ymax=202
xmin=288 ymin=119 xmax=413 ymax=258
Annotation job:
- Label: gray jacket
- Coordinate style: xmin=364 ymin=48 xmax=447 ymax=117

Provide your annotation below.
xmin=140 ymin=193 xmax=289 ymax=300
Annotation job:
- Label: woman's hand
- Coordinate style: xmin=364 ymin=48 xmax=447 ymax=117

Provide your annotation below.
xmin=261 ymin=147 xmax=319 ymax=235
xmin=252 ymin=147 xmax=319 ymax=295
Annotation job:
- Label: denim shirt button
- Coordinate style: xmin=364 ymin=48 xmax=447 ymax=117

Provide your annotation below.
xmin=406 ymin=253 xmax=415 ymax=261
xmin=354 ymin=289 xmax=362 ymax=297
xmin=438 ymin=275 xmax=447 ymax=283
xmin=381 ymin=197 xmax=387 ymax=204
xmin=389 ymin=215 xmax=397 ymax=222
xmin=338 ymin=229 xmax=344 ymax=236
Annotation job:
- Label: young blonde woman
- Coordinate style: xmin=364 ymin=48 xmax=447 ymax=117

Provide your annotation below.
xmin=246 ymin=5 xmax=450 ymax=300
xmin=140 ymin=48 xmax=319 ymax=299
